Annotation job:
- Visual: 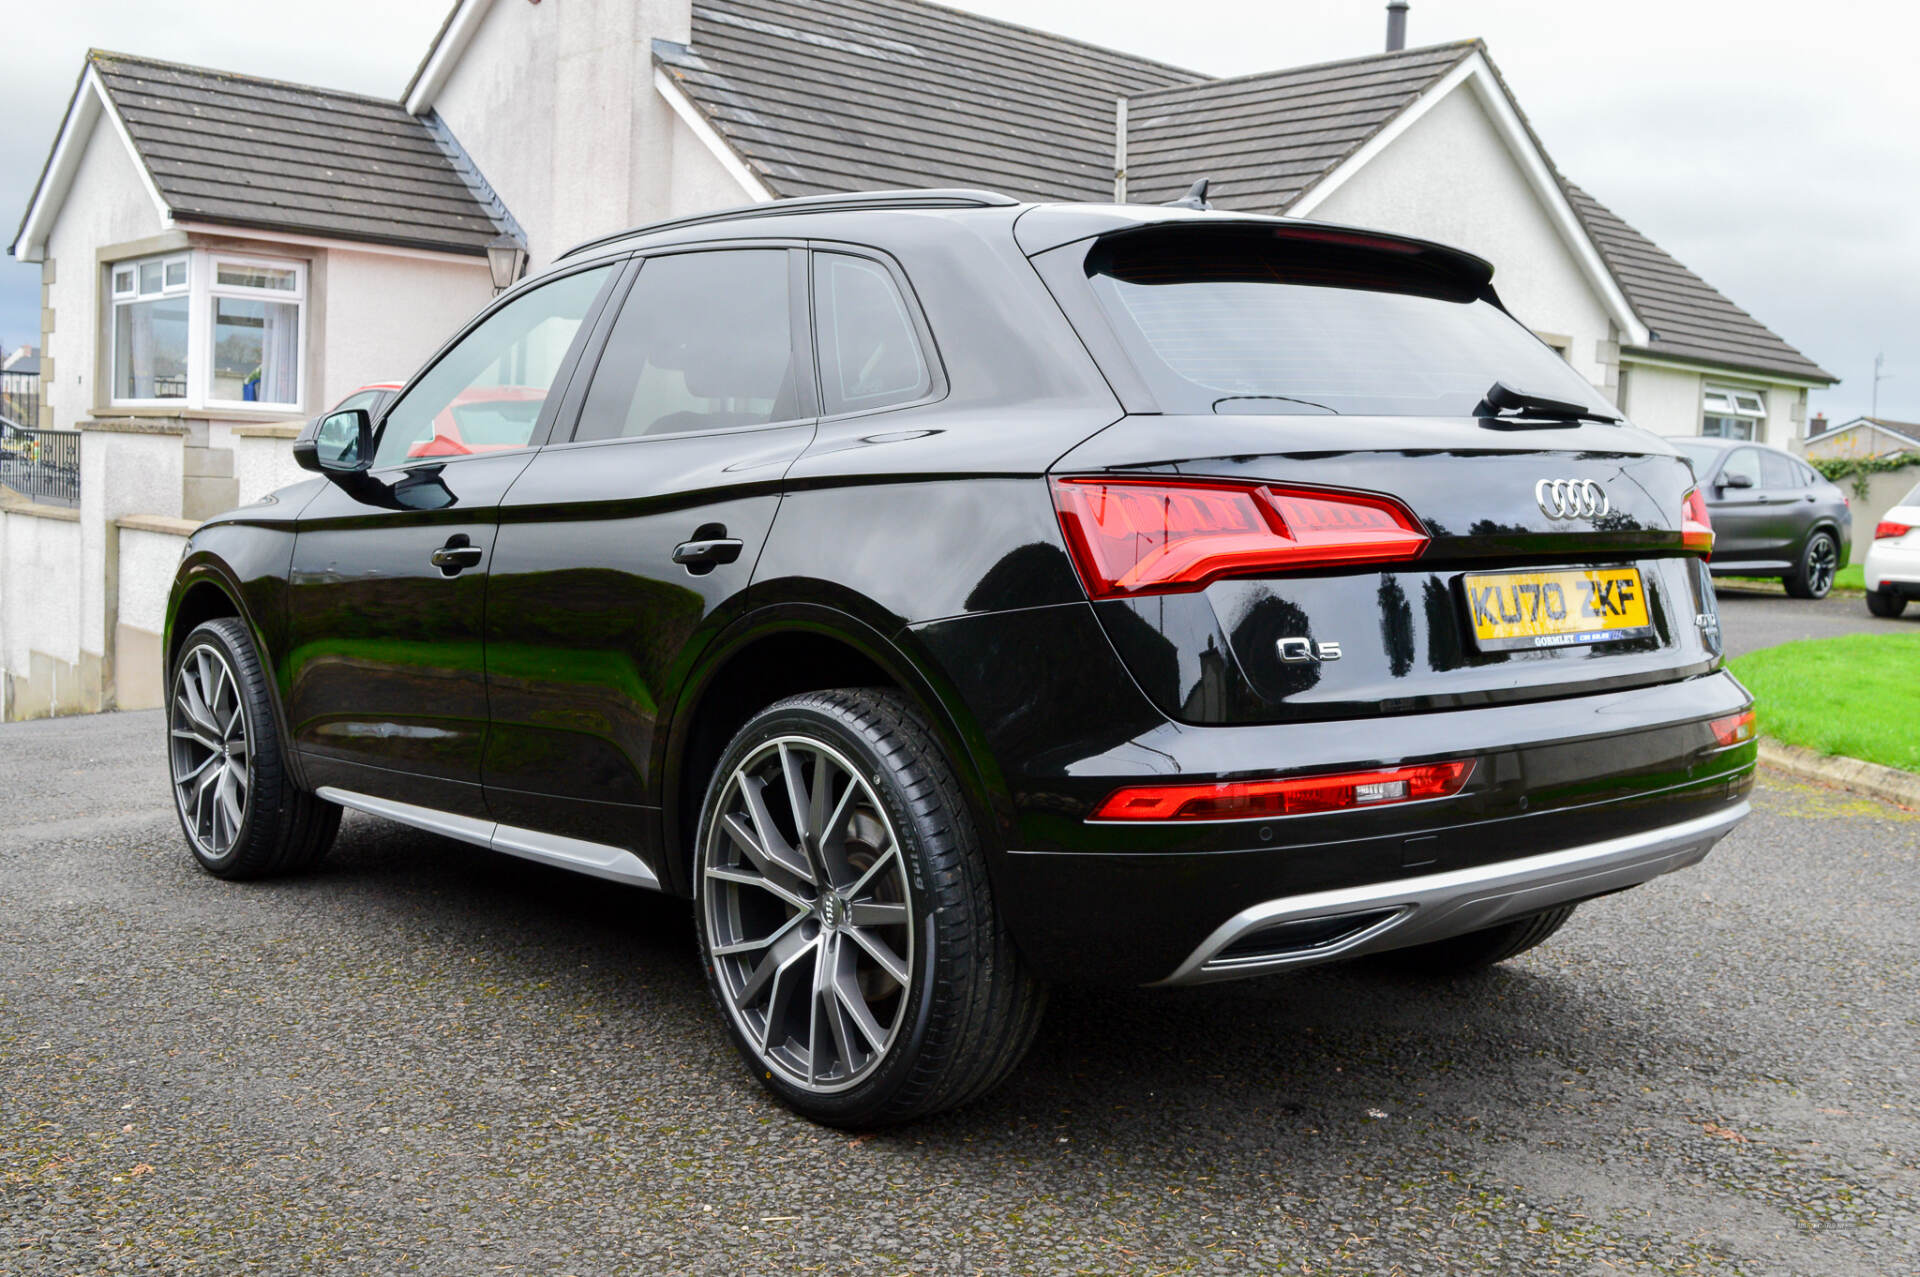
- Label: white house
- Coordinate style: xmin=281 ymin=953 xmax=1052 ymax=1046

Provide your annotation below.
xmin=2 ymin=0 xmax=1838 ymax=719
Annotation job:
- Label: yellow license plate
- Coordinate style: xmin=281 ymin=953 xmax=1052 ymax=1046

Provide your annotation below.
xmin=1462 ymin=567 xmax=1653 ymax=651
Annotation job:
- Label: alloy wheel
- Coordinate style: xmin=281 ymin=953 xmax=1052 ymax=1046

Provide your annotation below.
xmin=701 ymin=736 xmax=915 ymax=1094
xmin=1807 ymin=534 xmax=1838 ymax=596
xmin=169 ymin=644 xmax=251 ymax=859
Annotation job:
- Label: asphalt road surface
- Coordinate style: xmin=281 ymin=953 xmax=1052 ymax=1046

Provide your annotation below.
xmin=4 ymin=628 xmax=1916 ymax=1273
xmin=1714 ymin=585 xmax=1916 ymax=659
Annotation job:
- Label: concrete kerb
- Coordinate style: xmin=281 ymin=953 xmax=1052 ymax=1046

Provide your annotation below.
xmin=1759 ymin=738 xmax=1920 ymax=810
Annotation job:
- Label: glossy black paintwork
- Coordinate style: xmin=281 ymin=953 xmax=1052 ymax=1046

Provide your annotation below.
xmin=168 ymin=197 xmax=1749 ymax=985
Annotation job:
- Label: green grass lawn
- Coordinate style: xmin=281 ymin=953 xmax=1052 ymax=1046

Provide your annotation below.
xmin=1718 ymin=564 xmax=1865 ymax=593
xmin=1729 ymin=632 xmax=1920 ymax=772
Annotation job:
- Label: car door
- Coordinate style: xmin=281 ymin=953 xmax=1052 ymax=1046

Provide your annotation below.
xmin=1704 ymin=446 xmax=1772 ymax=565
xmin=1756 ymin=448 xmax=1813 ymax=558
xmin=481 ymin=246 xmax=817 ymax=855
xmin=285 ymin=261 xmax=620 ymax=816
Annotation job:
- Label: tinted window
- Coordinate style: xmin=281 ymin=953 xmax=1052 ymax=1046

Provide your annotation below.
xmin=1672 ymin=440 xmax=1722 ymax=476
xmin=1083 ymin=228 xmax=1615 ymax=419
xmin=333 ymin=389 xmax=386 ymax=416
xmin=1720 ymin=448 xmax=1763 ymax=488
xmin=814 ymin=252 xmax=929 ymax=415
xmin=374 ymin=266 xmax=612 ymax=467
xmin=1759 ymin=450 xmax=1801 ymax=489
xmin=574 ymin=251 xmax=798 ymax=441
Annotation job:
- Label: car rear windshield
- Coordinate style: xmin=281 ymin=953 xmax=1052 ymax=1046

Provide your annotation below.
xmin=1083 ymin=228 xmax=1617 ymax=419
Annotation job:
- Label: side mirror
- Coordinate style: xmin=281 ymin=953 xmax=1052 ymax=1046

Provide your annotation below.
xmin=294 ymin=409 xmax=373 ymax=475
xmin=1718 ymin=472 xmax=1754 ymax=490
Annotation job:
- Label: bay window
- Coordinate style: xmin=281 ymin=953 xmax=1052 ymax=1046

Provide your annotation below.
xmin=1702 ymin=385 xmax=1766 ymax=440
xmin=111 ymin=254 xmax=190 ymax=402
xmin=107 ymin=250 xmax=306 ymax=411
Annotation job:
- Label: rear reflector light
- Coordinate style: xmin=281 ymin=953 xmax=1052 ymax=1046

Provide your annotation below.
xmin=1682 ymin=488 xmax=1715 ymax=557
xmin=1710 ymin=710 xmax=1756 ymax=748
xmin=1092 ymin=760 xmax=1474 ymax=822
xmin=1052 ymin=477 xmax=1429 ymax=599
xmin=1875 ymin=520 xmax=1913 ymax=540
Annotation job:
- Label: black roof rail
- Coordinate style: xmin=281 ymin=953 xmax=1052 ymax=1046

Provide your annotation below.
xmin=555 ymin=189 xmax=1023 ymax=262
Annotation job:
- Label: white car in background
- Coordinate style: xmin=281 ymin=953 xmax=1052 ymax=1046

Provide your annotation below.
xmin=1864 ymin=479 xmax=1920 ymax=617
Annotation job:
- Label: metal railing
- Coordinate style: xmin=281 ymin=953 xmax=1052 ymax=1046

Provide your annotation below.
xmin=0 ymin=420 xmax=81 ymax=507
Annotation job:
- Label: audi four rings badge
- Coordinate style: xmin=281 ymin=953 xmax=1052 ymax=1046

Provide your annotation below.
xmin=1535 ymin=478 xmax=1610 ymax=520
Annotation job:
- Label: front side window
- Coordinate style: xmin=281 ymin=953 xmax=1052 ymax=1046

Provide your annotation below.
xmin=111 ymin=253 xmax=189 ymax=401
xmin=1080 ymin=227 xmax=1616 ymax=419
xmin=1719 ymin=447 xmax=1763 ymax=489
xmin=573 ymin=250 xmax=798 ymax=442
xmin=373 ymin=265 xmax=613 ymax=468
xmin=814 ymin=252 xmax=929 ymax=415
xmin=208 ymin=257 xmax=304 ymax=406
xmin=1702 ymin=385 xmax=1765 ymax=440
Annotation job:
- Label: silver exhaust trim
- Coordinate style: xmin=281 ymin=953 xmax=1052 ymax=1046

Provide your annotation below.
xmin=1154 ymin=801 xmax=1747 ymax=985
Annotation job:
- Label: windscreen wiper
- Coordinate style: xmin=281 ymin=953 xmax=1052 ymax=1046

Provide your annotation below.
xmin=1473 ymin=380 xmax=1620 ymax=424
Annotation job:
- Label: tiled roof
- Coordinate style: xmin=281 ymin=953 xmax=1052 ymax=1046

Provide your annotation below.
xmin=1122 ymin=42 xmax=1478 ymax=209
xmin=89 ymin=51 xmax=507 ymax=255
xmin=666 ymin=3 xmax=1830 ymax=386
xmin=1563 ymin=183 xmax=1835 ymax=383
xmin=658 ymin=0 xmax=1199 ymax=200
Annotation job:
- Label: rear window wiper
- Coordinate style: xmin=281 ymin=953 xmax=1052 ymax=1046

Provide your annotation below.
xmin=1474 ymin=380 xmax=1620 ymax=425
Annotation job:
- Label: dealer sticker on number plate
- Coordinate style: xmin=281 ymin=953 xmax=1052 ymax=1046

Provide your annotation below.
xmin=1462 ymin=567 xmax=1653 ymax=651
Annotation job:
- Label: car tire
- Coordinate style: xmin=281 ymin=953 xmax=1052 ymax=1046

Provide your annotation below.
xmin=1783 ymin=529 xmax=1839 ymax=599
xmin=1866 ymin=588 xmax=1909 ymax=618
xmin=693 ymin=687 xmax=1046 ymax=1127
xmin=167 ymin=618 xmax=340 ymax=880
xmin=1372 ymin=904 xmax=1577 ymax=975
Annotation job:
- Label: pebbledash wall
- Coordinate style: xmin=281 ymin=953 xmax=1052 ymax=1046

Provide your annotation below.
xmin=0 ymin=424 xmax=303 ymax=720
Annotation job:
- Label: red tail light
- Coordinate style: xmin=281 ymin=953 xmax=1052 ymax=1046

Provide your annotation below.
xmin=1710 ymin=710 xmax=1756 ymax=748
xmin=1092 ymin=760 xmax=1474 ymax=822
xmin=1681 ymin=488 xmax=1714 ymax=557
xmin=1052 ymin=477 xmax=1429 ymax=599
xmin=1875 ymin=520 xmax=1912 ymax=540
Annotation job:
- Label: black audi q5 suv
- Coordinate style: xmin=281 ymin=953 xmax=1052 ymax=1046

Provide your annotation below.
xmin=164 ymin=190 xmax=1755 ymax=1125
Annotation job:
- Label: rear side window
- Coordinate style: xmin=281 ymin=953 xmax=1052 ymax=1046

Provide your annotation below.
xmin=1759 ymin=450 xmax=1801 ymax=489
xmin=574 ymin=250 xmax=799 ymax=441
xmin=1082 ymin=228 xmax=1615 ymax=419
xmin=813 ymin=252 xmax=929 ymax=415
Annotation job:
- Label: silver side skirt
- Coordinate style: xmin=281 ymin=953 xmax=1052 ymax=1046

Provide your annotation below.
xmin=316 ymin=787 xmax=663 ymax=892
xmin=1154 ymin=801 xmax=1748 ymax=986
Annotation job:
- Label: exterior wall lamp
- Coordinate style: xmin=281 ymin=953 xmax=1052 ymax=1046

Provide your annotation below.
xmin=486 ymin=233 xmax=528 ymax=295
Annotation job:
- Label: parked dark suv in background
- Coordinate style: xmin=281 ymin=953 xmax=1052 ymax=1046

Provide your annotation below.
xmin=164 ymin=191 xmax=1756 ymax=1125
xmin=1673 ymin=437 xmax=1851 ymax=597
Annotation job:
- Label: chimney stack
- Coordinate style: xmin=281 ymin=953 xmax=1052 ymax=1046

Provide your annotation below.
xmin=1386 ymin=1 xmax=1409 ymax=51
xmin=1809 ymin=412 xmax=1828 ymax=437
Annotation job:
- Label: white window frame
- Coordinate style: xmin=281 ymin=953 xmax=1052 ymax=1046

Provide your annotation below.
xmin=107 ymin=252 xmax=192 ymax=408
xmin=203 ymin=253 xmax=307 ymax=411
xmin=105 ymin=248 xmax=308 ymax=413
xmin=1702 ymin=383 xmax=1767 ymax=441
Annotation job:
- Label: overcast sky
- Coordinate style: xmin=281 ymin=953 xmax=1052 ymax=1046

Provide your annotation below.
xmin=2 ymin=0 xmax=1909 ymax=423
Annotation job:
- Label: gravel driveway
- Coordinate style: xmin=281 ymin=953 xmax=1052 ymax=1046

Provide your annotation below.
xmin=4 ymin=705 xmax=1917 ymax=1275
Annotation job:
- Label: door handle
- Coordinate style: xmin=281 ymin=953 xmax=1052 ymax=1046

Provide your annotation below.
xmin=672 ymin=537 xmax=745 ymax=567
xmin=430 ymin=538 xmax=484 ymax=573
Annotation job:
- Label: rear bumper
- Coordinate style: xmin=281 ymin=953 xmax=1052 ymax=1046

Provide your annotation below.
xmin=1864 ymin=540 xmax=1920 ymax=593
xmin=1153 ymin=801 xmax=1745 ymax=985
xmin=911 ymin=602 xmax=1755 ymax=985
